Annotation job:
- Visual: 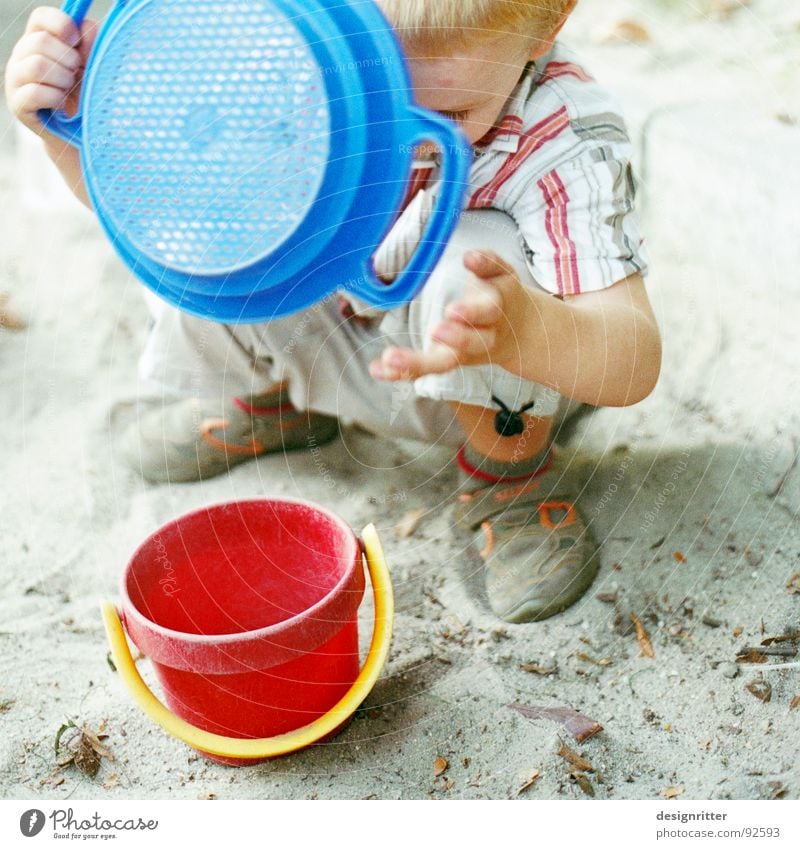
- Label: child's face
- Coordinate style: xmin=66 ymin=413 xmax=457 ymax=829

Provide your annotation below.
xmin=403 ymin=33 xmax=541 ymax=145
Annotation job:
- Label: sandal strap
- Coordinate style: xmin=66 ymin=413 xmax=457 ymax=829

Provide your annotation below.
xmin=455 ymin=475 xmax=571 ymax=531
xmin=453 ymin=458 xmax=573 ymax=531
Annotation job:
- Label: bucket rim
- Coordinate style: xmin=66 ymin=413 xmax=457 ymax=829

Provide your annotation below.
xmin=119 ymin=497 xmax=363 ymax=646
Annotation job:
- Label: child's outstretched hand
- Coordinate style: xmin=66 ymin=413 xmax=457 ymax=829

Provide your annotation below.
xmin=370 ymin=250 xmax=542 ymax=381
xmin=4 ymin=7 xmax=98 ymax=136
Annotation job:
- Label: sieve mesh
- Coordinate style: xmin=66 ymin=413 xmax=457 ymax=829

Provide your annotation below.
xmin=84 ymin=0 xmax=330 ymax=275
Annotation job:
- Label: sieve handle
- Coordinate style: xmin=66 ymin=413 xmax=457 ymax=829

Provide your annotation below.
xmin=351 ymin=108 xmax=471 ymax=308
xmin=37 ymin=0 xmax=98 ymax=145
xmin=101 ymin=523 xmax=394 ymax=761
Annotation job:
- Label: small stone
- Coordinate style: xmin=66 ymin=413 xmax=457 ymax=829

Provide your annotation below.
xmin=720 ymin=662 xmax=740 ymax=679
xmin=744 ymin=548 xmax=763 ymax=567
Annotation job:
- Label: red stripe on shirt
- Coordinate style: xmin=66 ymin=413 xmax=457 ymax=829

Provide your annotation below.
xmin=493 ymin=114 xmax=525 ymax=137
xmin=475 ymin=114 xmax=524 ymax=148
xmin=538 ymin=170 xmax=580 ymax=295
xmin=400 ymin=167 xmax=434 ymax=212
xmin=468 ymin=107 xmax=570 ymax=209
xmin=541 ymin=61 xmax=594 ymax=82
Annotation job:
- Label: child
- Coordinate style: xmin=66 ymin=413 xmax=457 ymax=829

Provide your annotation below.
xmin=4 ymin=0 xmax=661 ymax=624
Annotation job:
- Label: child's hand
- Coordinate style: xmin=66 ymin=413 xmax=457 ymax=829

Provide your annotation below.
xmin=370 ymin=250 xmax=541 ymax=381
xmin=4 ymin=7 xmax=98 ymax=136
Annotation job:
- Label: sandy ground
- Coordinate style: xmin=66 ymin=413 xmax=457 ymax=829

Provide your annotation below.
xmin=1 ymin=0 xmax=799 ymax=801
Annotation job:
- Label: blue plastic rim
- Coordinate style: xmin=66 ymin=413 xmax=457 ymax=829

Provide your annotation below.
xmin=42 ymin=0 xmax=471 ymax=322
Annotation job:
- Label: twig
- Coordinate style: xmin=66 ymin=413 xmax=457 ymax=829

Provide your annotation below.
xmin=738 ymin=661 xmax=800 ymax=672
xmin=741 ymin=644 xmax=797 ymax=658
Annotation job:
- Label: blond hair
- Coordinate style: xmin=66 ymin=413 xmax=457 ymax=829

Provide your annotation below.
xmin=377 ymin=1 xmax=576 ymax=43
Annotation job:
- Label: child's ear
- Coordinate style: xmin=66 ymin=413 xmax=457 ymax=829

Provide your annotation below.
xmin=528 ymin=0 xmax=578 ymax=60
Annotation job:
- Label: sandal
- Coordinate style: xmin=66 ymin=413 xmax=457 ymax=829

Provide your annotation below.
xmin=454 ymin=459 xmax=598 ymax=623
xmin=119 ymin=389 xmax=339 ymax=483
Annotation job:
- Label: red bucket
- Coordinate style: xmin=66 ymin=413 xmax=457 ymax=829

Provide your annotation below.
xmin=103 ymin=499 xmax=393 ymax=765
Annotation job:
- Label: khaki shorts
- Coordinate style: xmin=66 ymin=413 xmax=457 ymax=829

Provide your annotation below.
xmin=138 ymin=209 xmax=563 ymax=446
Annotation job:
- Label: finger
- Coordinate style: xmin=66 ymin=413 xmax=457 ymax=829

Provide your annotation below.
xmin=370 ymin=344 xmax=461 ymax=381
xmin=463 ymin=249 xmax=518 ymax=281
xmin=429 ymin=321 xmax=498 ymax=361
xmin=7 ymin=81 xmax=68 ymax=125
xmin=444 ymin=281 xmax=504 ymax=327
xmin=8 ymin=53 xmax=77 ymax=92
xmin=24 ymin=7 xmax=82 ymax=47
xmin=11 ymin=30 xmax=81 ymax=71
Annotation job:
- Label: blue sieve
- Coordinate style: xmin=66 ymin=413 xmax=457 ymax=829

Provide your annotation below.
xmin=41 ymin=0 xmax=471 ymax=322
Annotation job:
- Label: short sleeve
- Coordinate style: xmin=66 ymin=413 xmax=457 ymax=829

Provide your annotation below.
xmin=513 ymin=146 xmax=648 ymax=296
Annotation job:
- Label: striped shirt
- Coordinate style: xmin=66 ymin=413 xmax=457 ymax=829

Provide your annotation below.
xmin=377 ymin=42 xmax=648 ymax=298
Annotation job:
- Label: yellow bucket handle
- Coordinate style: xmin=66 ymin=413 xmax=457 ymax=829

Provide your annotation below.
xmin=101 ymin=523 xmax=393 ymax=760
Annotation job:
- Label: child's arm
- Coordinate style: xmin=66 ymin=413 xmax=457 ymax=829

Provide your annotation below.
xmin=4 ymin=7 xmax=98 ymax=208
xmin=370 ymin=251 xmax=662 ymax=408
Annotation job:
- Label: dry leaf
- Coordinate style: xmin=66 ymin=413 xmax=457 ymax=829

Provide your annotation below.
xmin=508 ymin=703 xmax=603 ymax=742
xmin=557 ymin=743 xmax=594 ymax=773
xmin=54 ymin=720 xmax=114 ymax=780
xmin=0 ymin=293 xmax=26 ymax=331
xmin=789 ymin=695 xmax=800 ymax=711
xmin=73 ymin=736 xmax=102 ymax=779
xmin=761 ymin=633 xmax=800 ymax=646
xmin=733 ymin=626 xmax=743 ymax=638
xmin=102 ymin=773 xmax=120 ymax=789
xmin=576 ymin=652 xmax=612 ymax=667
xmin=631 ymin=614 xmax=655 ymax=658
xmin=81 ymin=728 xmax=114 ymax=762
xmin=519 ymin=662 xmax=558 ymax=676
xmin=736 ymin=648 xmax=768 ymax=664
xmin=572 ymin=772 xmax=595 ymax=797
xmin=785 ymin=573 xmax=800 ymax=595
xmin=745 ymin=679 xmax=772 ymax=703
xmin=661 ymin=785 xmax=685 ymax=799
xmin=433 ymin=757 xmax=448 ymax=777
xmin=395 ymin=508 xmax=426 ymax=538
xmin=40 ymin=770 xmax=67 ymax=787
xmin=596 ymin=591 xmax=618 ymax=604
xmin=767 ymin=781 xmax=787 ymax=800
xmin=673 ymin=551 xmax=687 ymax=563
xmin=516 ymin=771 xmax=541 ymax=795
xmin=602 ymin=20 xmax=651 ymax=44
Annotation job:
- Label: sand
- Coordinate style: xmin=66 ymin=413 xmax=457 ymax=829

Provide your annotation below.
xmin=1 ymin=0 xmax=799 ymax=801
